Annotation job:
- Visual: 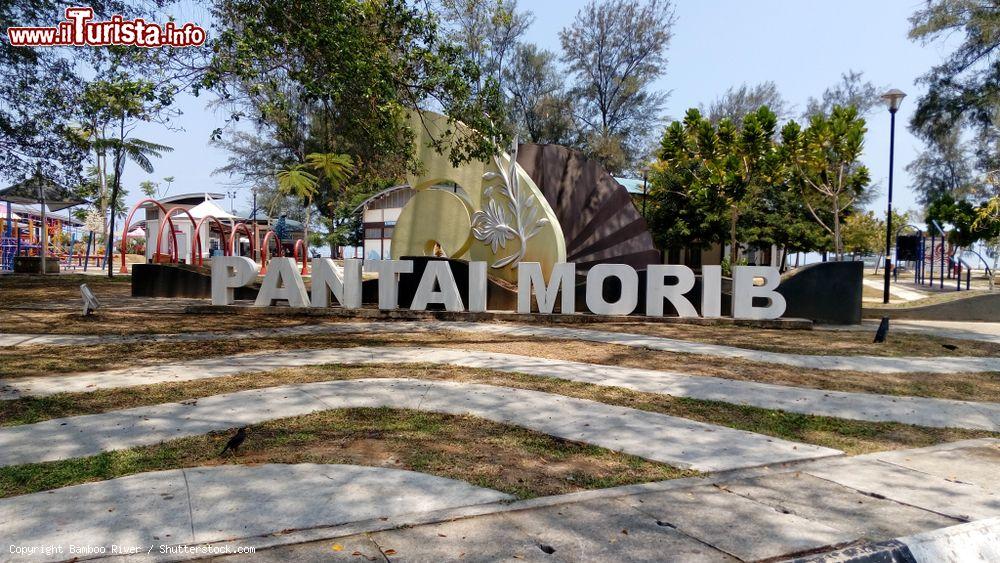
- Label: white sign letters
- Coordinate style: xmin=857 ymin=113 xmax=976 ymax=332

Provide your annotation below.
xmin=210 ymin=258 xmax=788 ymax=320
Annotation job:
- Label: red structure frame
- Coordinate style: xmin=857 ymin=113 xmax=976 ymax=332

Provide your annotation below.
xmin=229 ymin=222 xmax=256 ymax=258
xmin=293 ymin=238 xmax=308 ymax=274
xmin=259 ymin=230 xmax=284 ymax=274
xmin=192 ymin=215 xmax=231 ymax=266
xmin=120 ymin=198 xmax=178 ymax=273
xmin=154 ymin=207 xmax=201 ymax=266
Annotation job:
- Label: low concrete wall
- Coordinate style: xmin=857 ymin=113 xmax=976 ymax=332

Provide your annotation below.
xmin=778 ymin=261 xmax=863 ymax=325
xmin=132 ymin=263 xmax=258 ymax=300
xmin=864 ymin=292 xmax=1000 ymax=321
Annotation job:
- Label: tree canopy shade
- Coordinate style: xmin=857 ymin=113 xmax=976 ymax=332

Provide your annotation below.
xmin=203 ymin=0 xmax=507 ymax=174
xmin=203 ymin=0 xmax=510 ymax=243
xmin=559 ymin=0 xmax=676 ymax=174
xmin=908 ymin=0 xmax=1000 ymax=177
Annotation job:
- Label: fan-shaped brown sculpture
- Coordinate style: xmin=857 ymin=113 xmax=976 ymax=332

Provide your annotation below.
xmin=516 ymin=143 xmax=660 ymax=272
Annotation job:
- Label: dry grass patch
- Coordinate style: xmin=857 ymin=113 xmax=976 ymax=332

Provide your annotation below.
xmin=0 ymin=274 xmax=132 ymax=305
xmin=2 ymin=364 xmax=994 ymax=456
xmin=0 ymin=407 xmax=693 ymax=499
xmin=3 ymin=332 xmax=998 ymax=401
xmin=0 ymin=309 xmax=317 ymax=335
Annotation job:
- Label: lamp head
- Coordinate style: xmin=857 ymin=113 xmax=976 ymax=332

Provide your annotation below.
xmin=881 ymin=89 xmax=907 ymax=113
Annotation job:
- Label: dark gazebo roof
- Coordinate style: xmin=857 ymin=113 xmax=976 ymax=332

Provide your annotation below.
xmin=0 ymin=172 xmax=86 ymax=211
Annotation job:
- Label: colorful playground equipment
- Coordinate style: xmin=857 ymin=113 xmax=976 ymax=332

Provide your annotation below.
xmin=0 ymin=201 xmax=102 ymax=272
xmin=893 ymin=221 xmax=994 ymax=291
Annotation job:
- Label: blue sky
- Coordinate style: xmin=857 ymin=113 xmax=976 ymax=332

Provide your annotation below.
xmin=123 ymin=0 xmax=954 ymax=219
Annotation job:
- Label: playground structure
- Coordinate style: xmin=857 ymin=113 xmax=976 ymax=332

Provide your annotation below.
xmin=118 ymin=196 xmax=303 ymax=275
xmin=0 ymin=201 xmax=106 ymax=272
xmin=891 ymin=220 xmax=995 ymax=292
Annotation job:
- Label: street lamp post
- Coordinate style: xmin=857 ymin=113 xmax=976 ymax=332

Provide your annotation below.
xmin=881 ymin=89 xmax=906 ymax=304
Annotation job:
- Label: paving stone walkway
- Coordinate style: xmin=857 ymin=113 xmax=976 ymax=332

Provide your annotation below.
xmin=0 ymin=378 xmax=839 ymax=472
xmin=0 ymin=464 xmax=513 ymax=563
xmin=3 ymin=320 xmax=997 ymax=374
xmin=4 ymin=346 xmax=998 ymax=431
xmin=91 ymin=439 xmax=1000 ymax=562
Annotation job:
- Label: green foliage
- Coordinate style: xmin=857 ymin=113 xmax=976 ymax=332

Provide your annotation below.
xmin=559 ymin=0 xmax=676 ymax=173
xmin=0 ymin=1 xmax=156 ymax=186
xmin=276 ymin=165 xmax=320 ymax=202
xmin=908 ymin=1 xmax=1000 ymax=141
xmin=204 ymin=0 xmax=508 ymax=176
xmin=504 ymin=43 xmax=577 ymax=145
xmin=927 ymin=193 xmax=1000 ymax=247
xmin=782 ymin=105 xmax=871 ymax=259
xmin=841 ymin=211 xmax=884 ymax=256
xmin=648 ymin=106 xmax=787 ymax=261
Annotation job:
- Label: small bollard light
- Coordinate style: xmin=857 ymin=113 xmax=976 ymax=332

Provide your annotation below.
xmin=81 ymin=283 xmax=101 ymax=316
xmin=873 ymin=316 xmax=890 ymax=343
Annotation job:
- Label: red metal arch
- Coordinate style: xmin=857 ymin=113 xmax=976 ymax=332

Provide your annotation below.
xmin=229 ymin=222 xmax=256 ymax=258
xmin=192 ymin=215 xmax=231 ymax=266
xmin=293 ymin=238 xmax=309 ymax=275
xmin=120 ymin=198 xmax=178 ymax=273
xmin=259 ymin=230 xmax=284 ymax=274
xmin=154 ymin=207 xmax=201 ymax=266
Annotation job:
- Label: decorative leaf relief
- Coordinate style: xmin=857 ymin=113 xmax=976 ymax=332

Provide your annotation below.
xmin=472 ymin=137 xmax=550 ymax=269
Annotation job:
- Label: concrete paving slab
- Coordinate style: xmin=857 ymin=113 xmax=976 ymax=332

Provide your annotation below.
xmin=718 ymin=473 xmax=960 ymax=541
xmin=1 ymin=464 xmax=512 ymax=563
xmin=856 ymin=438 xmax=1000 ymax=493
xmin=4 ymin=345 xmax=998 ymax=431
xmin=368 ymin=512 xmax=558 ymax=562
xmin=620 ymin=485 xmax=855 ymax=561
xmin=805 ymin=458 xmax=1000 ymax=521
xmin=154 ymin=440 xmax=999 ymax=563
xmin=503 ymin=498 xmax=736 ymax=562
xmin=0 ymin=470 xmax=194 ymax=560
xmin=184 ymin=464 xmax=513 ymax=544
xmin=0 ymin=378 xmax=839 ymax=471
xmin=4 ymin=319 xmax=997 ymax=374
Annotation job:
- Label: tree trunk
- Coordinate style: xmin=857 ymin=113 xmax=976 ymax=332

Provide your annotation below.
xmin=832 ymin=204 xmax=842 ymax=261
xmin=106 ymin=114 xmax=125 ymax=278
xmin=729 ymin=207 xmax=739 ymax=263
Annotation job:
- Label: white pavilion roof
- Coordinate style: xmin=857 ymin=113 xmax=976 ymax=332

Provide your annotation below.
xmin=187 ymin=198 xmax=240 ymax=220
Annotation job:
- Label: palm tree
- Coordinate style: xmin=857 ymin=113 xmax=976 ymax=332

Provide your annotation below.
xmin=277 ymin=153 xmax=353 ymax=259
xmin=72 ymin=125 xmax=172 ymax=244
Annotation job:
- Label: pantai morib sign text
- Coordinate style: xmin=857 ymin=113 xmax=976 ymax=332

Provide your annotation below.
xmin=211 ymin=257 xmax=787 ymax=320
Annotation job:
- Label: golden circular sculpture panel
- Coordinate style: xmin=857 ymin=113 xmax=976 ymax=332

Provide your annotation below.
xmin=391 ymin=189 xmax=473 ymax=259
xmin=392 ymin=111 xmax=567 ymax=283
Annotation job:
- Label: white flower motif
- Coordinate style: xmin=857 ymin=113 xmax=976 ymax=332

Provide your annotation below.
xmin=472 ymin=199 xmax=517 ymax=254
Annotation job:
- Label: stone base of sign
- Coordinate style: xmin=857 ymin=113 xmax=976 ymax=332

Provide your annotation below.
xmin=132 ymin=263 xmax=259 ymax=299
xmin=184 ymin=303 xmax=814 ymax=329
